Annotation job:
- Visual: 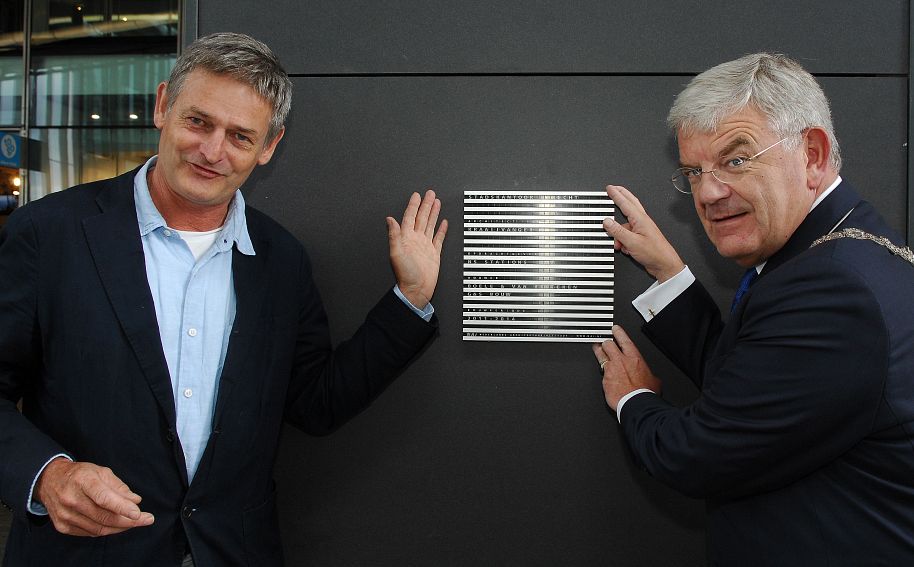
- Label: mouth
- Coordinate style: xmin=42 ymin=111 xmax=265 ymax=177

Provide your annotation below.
xmin=709 ymin=211 xmax=749 ymax=224
xmin=188 ymin=162 xmax=225 ymax=179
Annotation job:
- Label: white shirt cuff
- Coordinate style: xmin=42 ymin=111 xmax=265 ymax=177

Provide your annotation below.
xmin=632 ymin=266 xmax=695 ymax=321
xmin=28 ymin=453 xmax=72 ymax=515
xmin=616 ymin=389 xmax=655 ymax=423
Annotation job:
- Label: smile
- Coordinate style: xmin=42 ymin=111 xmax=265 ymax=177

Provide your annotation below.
xmin=188 ymin=162 xmax=225 ymax=179
xmin=711 ymin=212 xmax=748 ymax=222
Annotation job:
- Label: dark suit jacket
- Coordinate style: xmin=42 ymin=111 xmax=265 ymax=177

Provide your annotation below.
xmin=0 ymin=169 xmax=438 ymax=566
xmin=622 ymin=181 xmax=914 ymax=565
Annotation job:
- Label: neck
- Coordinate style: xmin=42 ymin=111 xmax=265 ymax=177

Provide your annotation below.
xmin=812 ymin=170 xmax=840 ymax=200
xmin=147 ymin=166 xmax=229 ymax=231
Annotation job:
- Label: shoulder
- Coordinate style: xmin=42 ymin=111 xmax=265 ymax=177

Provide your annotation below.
xmin=17 ymin=171 xmax=131 ymax=218
xmin=748 ymin=235 xmax=906 ymax=337
xmin=5 ymin=173 xmax=131 ymax=237
xmin=243 ymin=202 xmax=307 ymax=256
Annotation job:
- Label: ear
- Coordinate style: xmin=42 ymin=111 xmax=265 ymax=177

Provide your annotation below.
xmin=153 ymin=81 xmax=169 ymax=130
xmin=257 ymin=126 xmax=285 ymax=165
xmin=802 ymin=127 xmax=831 ymax=190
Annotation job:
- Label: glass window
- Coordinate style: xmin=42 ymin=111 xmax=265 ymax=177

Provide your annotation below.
xmin=21 ymin=0 xmax=179 ymax=202
xmin=0 ymin=1 xmax=24 ymax=128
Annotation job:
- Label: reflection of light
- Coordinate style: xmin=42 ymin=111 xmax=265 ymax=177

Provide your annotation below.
xmin=129 ymin=113 xmax=139 ymax=120
xmin=12 ymin=190 xmax=19 ymax=196
xmin=90 ymin=113 xmax=100 ymax=120
xmin=121 ymin=17 xmax=128 ymax=22
xmin=12 ymin=177 xmax=21 ymax=187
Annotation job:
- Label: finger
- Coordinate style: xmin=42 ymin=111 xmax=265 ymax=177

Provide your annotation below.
xmin=387 ymin=216 xmax=401 ymax=241
xmin=600 ymin=338 xmax=621 ymax=360
xmin=400 ymin=192 xmax=421 ymax=232
xmin=606 ymin=184 xmax=647 ymax=216
xmin=424 ymin=198 xmax=441 ymax=239
xmin=413 ymin=190 xmax=436 ymax=235
xmin=104 ymin=471 xmax=143 ymax=505
xmin=611 ymin=222 xmax=633 ymax=252
xmin=591 ymin=342 xmax=607 ymax=363
xmin=433 ymin=218 xmax=448 ymax=252
xmin=610 ymin=325 xmax=642 ymax=358
xmin=85 ymin=503 xmax=154 ymax=533
xmin=603 ymin=217 xmax=638 ymax=252
xmin=53 ymin=492 xmax=152 ymax=537
xmin=88 ymin=479 xmax=145 ymax=522
xmin=63 ymin=507 xmax=150 ymax=537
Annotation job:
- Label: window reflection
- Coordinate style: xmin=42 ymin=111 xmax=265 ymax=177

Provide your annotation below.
xmin=0 ymin=0 xmax=178 ymax=204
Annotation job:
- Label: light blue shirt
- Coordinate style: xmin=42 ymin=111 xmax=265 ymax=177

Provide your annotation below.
xmin=135 ymin=156 xmax=252 ymax=481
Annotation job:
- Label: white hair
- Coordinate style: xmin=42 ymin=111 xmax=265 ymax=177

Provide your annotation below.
xmin=667 ymin=53 xmax=841 ymax=170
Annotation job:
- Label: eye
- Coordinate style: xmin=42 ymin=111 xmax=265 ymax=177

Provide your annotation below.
xmin=681 ymin=167 xmax=702 ymax=178
xmin=233 ymin=132 xmax=252 ymax=144
xmin=725 ymin=156 xmax=748 ymax=168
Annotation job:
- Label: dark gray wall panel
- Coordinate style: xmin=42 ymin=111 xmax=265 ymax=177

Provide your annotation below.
xmin=239 ymin=74 xmax=906 ymax=566
xmin=200 ymin=1 xmax=908 ymax=75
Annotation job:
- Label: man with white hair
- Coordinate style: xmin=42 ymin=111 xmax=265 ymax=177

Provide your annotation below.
xmin=595 ymin=53 xmax=914 ymax=564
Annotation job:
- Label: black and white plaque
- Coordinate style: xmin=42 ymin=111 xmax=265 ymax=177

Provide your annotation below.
xmin=463 ymin=191 xmax=615 ymax=342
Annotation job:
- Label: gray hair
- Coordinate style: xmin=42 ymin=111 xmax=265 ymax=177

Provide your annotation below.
xmin=165 ymin=32 xmax=292 ymax=143
xmin=667 ymin=53 xmax=841 ymax=171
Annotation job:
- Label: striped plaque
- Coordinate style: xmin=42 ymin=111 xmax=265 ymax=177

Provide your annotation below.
xmin=462 ymin=191 xmax=614 ymax=342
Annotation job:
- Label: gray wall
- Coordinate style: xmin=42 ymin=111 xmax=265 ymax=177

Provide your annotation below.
xmin=0 ymin=3 xmax=907 ymax=565
xmin=207 ymin=1 xmax=907 ymax=565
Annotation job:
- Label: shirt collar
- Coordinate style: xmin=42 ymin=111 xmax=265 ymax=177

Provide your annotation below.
xmin=810 ymin=175 xmax=842 ymax=212
xmin=133 ymin=155 xmax=256 ymax=256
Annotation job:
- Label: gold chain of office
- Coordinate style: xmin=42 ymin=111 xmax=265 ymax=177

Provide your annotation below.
xmin=810 ymin=228 xmax=914 ymax=268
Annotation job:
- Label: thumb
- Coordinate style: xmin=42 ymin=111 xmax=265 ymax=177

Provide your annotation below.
xmin=386 ymin=217 xmax=400 ymax=243
xmin=603 ymin=217 xmax=634 ymax=249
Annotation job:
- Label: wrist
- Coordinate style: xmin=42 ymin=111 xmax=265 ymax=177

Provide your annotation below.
xmin=654 ymin=262 xmax=686 ymax=284
xmin=36 ymin=457 xmax=72 ymax=504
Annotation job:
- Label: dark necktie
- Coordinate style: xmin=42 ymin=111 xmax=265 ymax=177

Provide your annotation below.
xmin=730 ymin=267 xmax=759 ymax=313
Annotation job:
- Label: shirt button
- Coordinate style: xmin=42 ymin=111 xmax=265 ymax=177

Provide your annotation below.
xmin=183 ymin=388 xmax=193 ymax=398
xmin=187 ymin=328 xmax=197 ymax=337
xmin=163 ymin=229 xmax=172 ymax=237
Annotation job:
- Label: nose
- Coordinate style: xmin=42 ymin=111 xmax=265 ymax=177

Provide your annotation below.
xmin=693 ymin=171 xmax=731 ymax=205
xmin=199 ymin=130 xmax=226 ymax=163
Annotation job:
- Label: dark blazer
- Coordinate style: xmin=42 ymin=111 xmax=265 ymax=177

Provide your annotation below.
xmin=622 ymin=181 xmax=914 ymax=565
xmin=0 ymin=169 xmax=438 ymax=566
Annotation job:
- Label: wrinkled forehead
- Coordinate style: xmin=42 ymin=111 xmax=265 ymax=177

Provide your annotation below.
xmin=676 ymin=103 xmax=777 ymax=140
xmin=677 ymin=106 xmax=778 ymax=150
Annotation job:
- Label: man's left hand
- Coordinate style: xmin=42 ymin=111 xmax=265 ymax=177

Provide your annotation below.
xmin=593 ymin=325 xmax=662 ymax=412
xmin=387 ymin=190 xmax=448 ymax=308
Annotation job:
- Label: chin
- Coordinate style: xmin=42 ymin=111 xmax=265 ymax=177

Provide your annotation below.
xmin=714 ymin=241 xmax=759 ymax=265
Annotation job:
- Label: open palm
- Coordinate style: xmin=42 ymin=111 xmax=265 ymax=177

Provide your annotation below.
xmin=387 ymin=190 xmax=448 ymax=308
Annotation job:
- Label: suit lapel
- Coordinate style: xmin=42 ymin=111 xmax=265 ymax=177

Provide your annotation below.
xmin=212 ymin=232 xmax=271 ymax=429
xmin=81 ymin=171 xmax=177 ymax=428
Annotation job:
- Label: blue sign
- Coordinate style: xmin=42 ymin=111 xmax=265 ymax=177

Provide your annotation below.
xmin=0 ymin=133 xmax=20 ymax=169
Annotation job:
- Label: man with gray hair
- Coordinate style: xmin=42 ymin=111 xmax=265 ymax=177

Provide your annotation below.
xmin=0 ymin=33 xmax=447 ymax=565
xmin=594 ymin=53 xmax=914 ymax=563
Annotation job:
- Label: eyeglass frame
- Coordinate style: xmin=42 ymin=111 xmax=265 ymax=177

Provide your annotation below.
xmin=670 ymin=136 xmax=790 ymax=194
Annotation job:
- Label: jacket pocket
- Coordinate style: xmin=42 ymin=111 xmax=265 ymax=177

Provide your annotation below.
xmin=242 ymin=488 xmax=284 ymax=566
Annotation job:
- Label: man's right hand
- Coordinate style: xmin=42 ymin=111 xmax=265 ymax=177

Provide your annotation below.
xmin=35 ymin=458 xmax=154 ymax=537
xmin=602 ymin=185 xmax=686 ymax=283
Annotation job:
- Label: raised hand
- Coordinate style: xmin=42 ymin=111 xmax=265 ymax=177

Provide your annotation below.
xmin=603 ymin=185 xmax=685 ymax=283
xmin=387 ymin=190 xmax=448 ymax=308
xmin=592 ymin=325 xmax=662 ymax=411
xmin=35 ymin=458 xmax=155 ymax=537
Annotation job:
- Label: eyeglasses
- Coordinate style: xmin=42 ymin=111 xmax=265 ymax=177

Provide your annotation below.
xmin=670 ymin=137 xmax=789 ymax=194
